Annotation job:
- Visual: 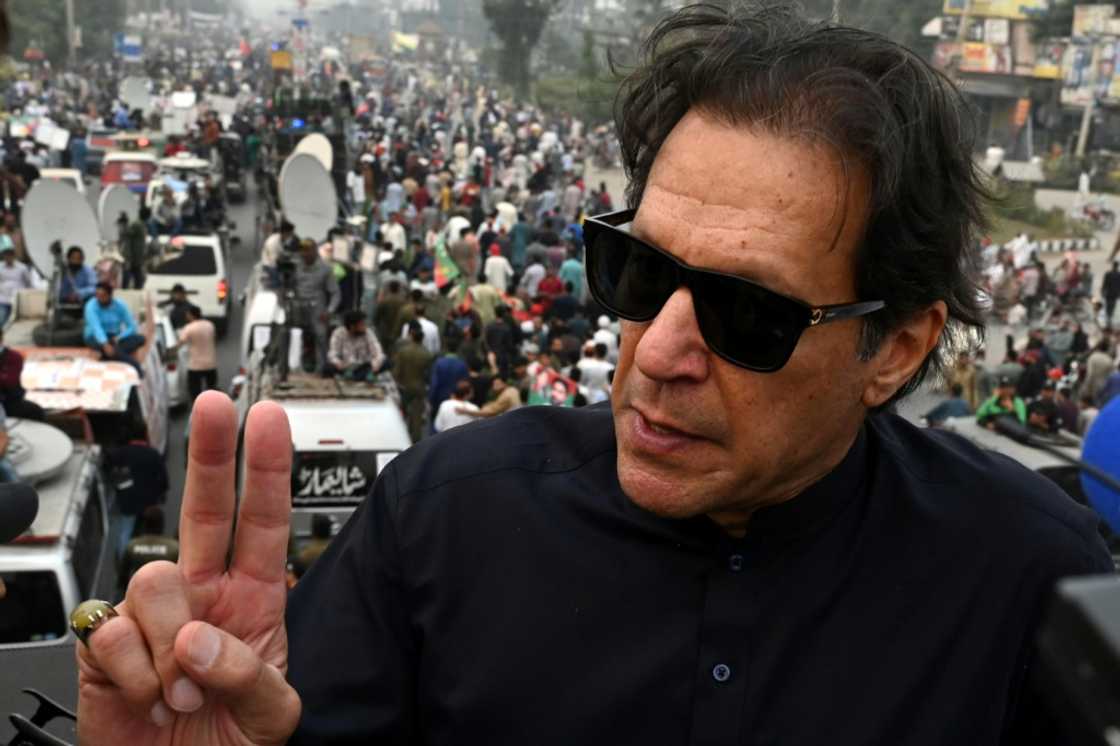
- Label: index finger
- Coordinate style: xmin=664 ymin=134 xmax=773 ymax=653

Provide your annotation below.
xmin=231 ymin=401 xmax=292 ymax=584
xmin=179 ymin=391 xmax=239 ymax=583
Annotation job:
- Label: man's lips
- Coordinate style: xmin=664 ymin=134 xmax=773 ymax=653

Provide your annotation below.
xmin=626 ymin=406 xmax=709 ymax=455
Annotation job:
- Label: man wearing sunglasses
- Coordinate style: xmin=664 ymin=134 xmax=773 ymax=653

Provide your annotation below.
xmin=79 ymin=4 xmax=1111 ymax=746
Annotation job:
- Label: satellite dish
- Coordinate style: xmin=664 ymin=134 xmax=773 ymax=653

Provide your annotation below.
xmin=1082 ymin=397 xmax=1120 ymax=532
xmin=279 ymin=152 xmax=337 ymax=243
xmin=6 ymin=419 xmax=73 ymax=485
xmin=21 ymin=179 xmax=101 ymax=274
xmin=98 ymin=185 xmax=140 ymax=242
xmin=294 ymin=133 xmax=333 ymax=171
xmin=120 ymin=76 xmax=151 ymax=113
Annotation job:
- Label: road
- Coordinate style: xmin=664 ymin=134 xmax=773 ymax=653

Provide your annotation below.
xmin=160 ymin=189 xmax=264 ymax=536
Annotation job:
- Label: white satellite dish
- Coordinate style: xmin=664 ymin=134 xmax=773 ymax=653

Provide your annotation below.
xmin=120 ymin=76 xmax=151 ymax=112
xmin=98 ymin=185 xmax=140 ymax=242
xmin=294 ymin=133 xmax=333 ymax=172
xmin=21 ymin=179 xmax=101 ymax=274
xmin=279 ymin=152 xmax=337 ymax=243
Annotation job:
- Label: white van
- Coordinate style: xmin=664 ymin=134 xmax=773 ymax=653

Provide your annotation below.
xmin=145 ymin=234 xmax=232 ymax=336
xmin=0 ymin=439 xmax=111 ymax=646
xmin=234 ymin=367 xmax=411 ymax=549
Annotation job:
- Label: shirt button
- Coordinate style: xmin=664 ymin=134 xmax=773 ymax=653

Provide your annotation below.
xmin=712 ymin=663 xmax=732 ymax=683
xmin=728 ymin=554 xmax=744 ymax=572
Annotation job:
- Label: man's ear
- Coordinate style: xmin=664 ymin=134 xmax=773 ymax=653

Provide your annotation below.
xmin=861 ymin=301 xmax=948 ymax=409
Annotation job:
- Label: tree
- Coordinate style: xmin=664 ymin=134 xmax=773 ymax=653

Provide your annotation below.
xmin=481 ymin=0 xmax=562 ymax=98
xmin=7 ymin=0 xmax=125 ymax=65
xmin=8 ymin=0 xmax=67 ymax=63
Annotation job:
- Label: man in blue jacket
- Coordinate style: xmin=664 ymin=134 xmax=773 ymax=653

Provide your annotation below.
xmin=84 ymin=282 xmax=145 ymax=377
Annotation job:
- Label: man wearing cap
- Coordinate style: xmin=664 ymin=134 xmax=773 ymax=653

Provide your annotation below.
xmin=484 ymin=243 xmax=513 ymax=292
xmin=0 ymin=244 xmax=31 ymax=326
xmin=976 ymin=376 xmax=1028 ymax=429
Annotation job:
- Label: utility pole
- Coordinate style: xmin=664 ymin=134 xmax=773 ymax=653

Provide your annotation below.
xmin=64 ymin=0 xmax=77 ymax=65
xmin=831 ymin=0 xmax=840 ymax=24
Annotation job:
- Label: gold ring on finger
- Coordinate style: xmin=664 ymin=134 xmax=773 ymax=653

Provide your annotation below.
xmin=69 ymin=599 xmax=119 ymax=648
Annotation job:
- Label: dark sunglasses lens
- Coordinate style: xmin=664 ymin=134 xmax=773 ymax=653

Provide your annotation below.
xmin=692 ymin=274 xmax=805 ymax=371
xmin=589 ymin=228 xmax=677 ymax=320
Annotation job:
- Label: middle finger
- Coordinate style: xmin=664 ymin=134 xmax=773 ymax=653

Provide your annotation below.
xmin=127 ymin=561 xmax=205 ymax=714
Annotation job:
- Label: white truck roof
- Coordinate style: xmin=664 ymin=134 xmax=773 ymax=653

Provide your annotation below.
xmin=281 ymin=398 xmax=411 ymax=452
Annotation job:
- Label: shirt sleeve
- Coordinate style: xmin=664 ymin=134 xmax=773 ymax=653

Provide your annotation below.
xmin=287 ymin=465 xmax=417 ymax=742
xmin=327 ymin=328 xmax=345 ymax=368
xmin=77 ymin=267 xmax=97 ymax=300
xmin=84 ymin=299 xmax=107 ymax=346
xmin=120 ymin=301 xmax=138 ymax=338
xmin=368 ymin=330 xmax=385 ymax=372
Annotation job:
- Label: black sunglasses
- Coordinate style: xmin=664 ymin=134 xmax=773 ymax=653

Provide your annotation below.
xmin=583 ymin=209 xmax=886 ymax=372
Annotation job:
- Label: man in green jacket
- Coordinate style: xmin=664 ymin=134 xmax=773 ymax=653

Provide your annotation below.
xmin=393 ymin=322 xmax=435 ymax=443
xmin=975 ymin=375 xmax=1027 ymax=429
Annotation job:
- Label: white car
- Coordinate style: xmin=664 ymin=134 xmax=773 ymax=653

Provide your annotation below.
xmin=145 ymin=152 xmax=223 ymax=208
xmin=154 ymin=312 xmax=189 ymax=409
xmin=38 ymin=168 xmax=86 ymax=196
xmin=145 ymin=234 xmax=232 ymax=336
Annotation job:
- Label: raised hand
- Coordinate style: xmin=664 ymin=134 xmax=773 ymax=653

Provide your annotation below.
xmin=76 ymin=392 xmax=301 ymax=745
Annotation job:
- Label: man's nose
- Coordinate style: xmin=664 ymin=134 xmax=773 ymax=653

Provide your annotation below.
xmin=633 ymin=286 xmax=710 ymax=384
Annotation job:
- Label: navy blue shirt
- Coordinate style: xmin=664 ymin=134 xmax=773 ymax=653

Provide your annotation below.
xmin=287 ymin=404 xmax=1111 ymax=745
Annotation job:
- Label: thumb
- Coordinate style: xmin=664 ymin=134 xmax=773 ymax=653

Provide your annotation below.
xmin=174 ymin=621 xmax=301 ymax=744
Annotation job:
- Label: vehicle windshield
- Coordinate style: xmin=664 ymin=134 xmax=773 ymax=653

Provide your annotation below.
xmin=150 ymin=244 xmax=217 ymax=275
xmin=0 ymin=570 xmax=68 ymax=644
xmin=102 ymin=160 xmax=156 ymax=183
xmin=292 ymin=451 xmax=391 ymax=508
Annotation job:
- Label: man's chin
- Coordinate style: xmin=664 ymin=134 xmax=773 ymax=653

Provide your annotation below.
xmin=616 ymin=456 xmax=712 ymax=521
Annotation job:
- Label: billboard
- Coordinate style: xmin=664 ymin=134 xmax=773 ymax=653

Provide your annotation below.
xmin=962 ymin=42 xmax=1014 ymax=73
xmin=1072 ymin=5 xmax=1120 ymax=37
xmin=1061 ymin=40 xmax=1120 ymax=105
xmin=943 ymin=0 xmax=1048 ymax=20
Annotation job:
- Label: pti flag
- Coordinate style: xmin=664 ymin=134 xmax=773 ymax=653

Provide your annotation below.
xmin=433 ymin=237 xmax=461 ymax=289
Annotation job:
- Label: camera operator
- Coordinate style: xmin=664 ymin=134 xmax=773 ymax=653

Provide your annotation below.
xmin=260 ymin=219 xmax=297 ymax=289
xmin=292 ymin=238 xmax=339 ymax=373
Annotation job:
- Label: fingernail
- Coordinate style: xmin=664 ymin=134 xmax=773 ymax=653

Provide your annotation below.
xmin=187 ymin=623 xmax=220 ymax=670
xmin=169 ymin=677 xmax=204 ymax=713
xmin=150 ymin=701 xmax=173 ymax=727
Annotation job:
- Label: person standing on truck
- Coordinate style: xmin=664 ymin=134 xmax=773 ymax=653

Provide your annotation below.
xmin=0 ymin=328 xmax=44 ymax=421
xmin=260 ymin=219 xmax=296 ymax=290
xmin=120 ymin=506 xmax=179 ymax=594
xmin=326 ymin=310 xmax=384 ymax=381
xmin=83 ymin=282 xmax=146 ymax=377
xmin=177 ymin=305 xmax=218 ymax=402
xmin=294 ymin=238 xmax=340 ymax=374
xmin=121 ymin=208 xmax=151 ymax=290
xmin=394 ymin=321 xmax=434 ymax=443
xmin=0 ymin=244 xmax=31 ymax=326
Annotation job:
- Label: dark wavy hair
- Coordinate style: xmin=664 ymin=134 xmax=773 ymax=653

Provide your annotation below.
xmin=613 ymin=2 xmax=988 ymax=404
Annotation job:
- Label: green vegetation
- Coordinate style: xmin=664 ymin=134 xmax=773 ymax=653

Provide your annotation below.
xmin=8 ymin=0 xmax=126 ymax=64
xmin=986 ymin=183 xmax=1095 ymax=243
